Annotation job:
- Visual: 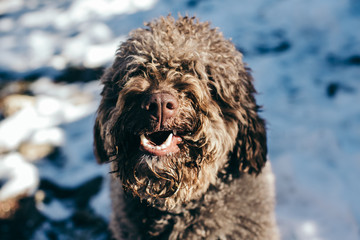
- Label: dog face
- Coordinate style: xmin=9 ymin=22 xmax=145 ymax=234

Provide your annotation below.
xmin=94 ymin=16 xmax=267 ymax=209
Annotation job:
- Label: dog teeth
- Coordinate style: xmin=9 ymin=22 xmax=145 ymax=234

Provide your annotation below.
xmin=140 ymin=133 xmax=173 ymax=150
xmin=140 ymin=134 xmax=150 ymax=145
xmin=164 ymin=133 xmax=173 ymax=147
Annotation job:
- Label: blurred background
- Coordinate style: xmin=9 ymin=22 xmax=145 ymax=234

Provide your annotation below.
xmin=0 ymin=0 xmax=359 ymax=239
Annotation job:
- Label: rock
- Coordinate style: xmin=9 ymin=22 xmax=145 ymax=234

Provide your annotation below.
xmin=0 ymin=94 xmax=35 ymax=117
xmin=18 ymin=142 xmax=55 ymax=162
xmin=0 ymin=194 xmax=24 ymax=219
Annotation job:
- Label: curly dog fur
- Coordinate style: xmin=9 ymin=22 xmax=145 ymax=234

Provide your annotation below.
xmin=94 ymin=16 xmax=279 ymax=240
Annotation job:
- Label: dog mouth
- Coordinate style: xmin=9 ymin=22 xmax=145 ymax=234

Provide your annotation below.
xmin=140 ymin=130 xmax=183 ymax=156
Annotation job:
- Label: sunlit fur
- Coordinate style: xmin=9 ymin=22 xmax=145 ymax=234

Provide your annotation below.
xmin=94 ymin=16 xmax=278 ymax=239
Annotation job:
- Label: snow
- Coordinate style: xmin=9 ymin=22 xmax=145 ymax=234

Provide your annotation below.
xmin=0 ymin=0 xmax=359 ymax=239
xmin=0 ymin=153 xmax=39 ymax=201
xmin=0 ymin=78 xmax=98 ymax=151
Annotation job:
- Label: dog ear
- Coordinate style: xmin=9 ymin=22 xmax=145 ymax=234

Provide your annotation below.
xmin=232 ymin=107 xmax=267 ymax=175
xmin=207 ymin=65 xmax=267 ymax=174
xmin=231 ymin=70 xmax=267 ymax=175
xmin=93 ymin=68 xmax=120 ymax=164
xmin=93 ymin=117 xmax=107 ymax=164
xmin=93 ymin=41 xmax=140 ymax=164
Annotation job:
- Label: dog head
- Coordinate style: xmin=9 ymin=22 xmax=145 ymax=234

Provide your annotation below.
xmin=94 ymin=16 xmax=267 ymax=209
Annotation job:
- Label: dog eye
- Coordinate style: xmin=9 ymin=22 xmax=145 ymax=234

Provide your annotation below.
xmin=127 ymin=70 xmax=143 ymax=80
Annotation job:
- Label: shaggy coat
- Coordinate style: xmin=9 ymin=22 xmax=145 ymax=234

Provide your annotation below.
xmin=94 ymin=16 xmax=279 ymax=240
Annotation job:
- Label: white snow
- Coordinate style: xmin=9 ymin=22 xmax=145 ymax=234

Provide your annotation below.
xmin=0 ymin=153 xmax=39 ymax=201
xmin=0 ymin=0 xmax=158 ymax=73
xmin=0 ymin=0 xmax=359 ymax=239
xmin=0 ymin=79 xmax=98 ymax=151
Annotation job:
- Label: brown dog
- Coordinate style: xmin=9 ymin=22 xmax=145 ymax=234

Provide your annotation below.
xmin=94 ymin=16 xmax=279 ymax=240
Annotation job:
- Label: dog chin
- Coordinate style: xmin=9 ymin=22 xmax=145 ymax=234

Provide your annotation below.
xmin=129 ymin=153 xmax=180 ymax=190
xmin=119 ymin=131 xmax=197 ymax=209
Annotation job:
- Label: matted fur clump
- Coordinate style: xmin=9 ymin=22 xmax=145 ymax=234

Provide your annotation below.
xmin=94 ymin=16 xmax=279 ymax=240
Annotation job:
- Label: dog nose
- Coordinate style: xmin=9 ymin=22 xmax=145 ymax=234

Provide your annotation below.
xmin=141 ymin=92 xmax=178 ymax=125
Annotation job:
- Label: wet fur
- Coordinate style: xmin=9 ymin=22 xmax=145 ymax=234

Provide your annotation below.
xmin=94 ymin=16 xmax=279 ymax=239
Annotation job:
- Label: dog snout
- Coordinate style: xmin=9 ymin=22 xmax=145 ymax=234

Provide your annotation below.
xmin=141 ymin=92 xmax=178 ymax=126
